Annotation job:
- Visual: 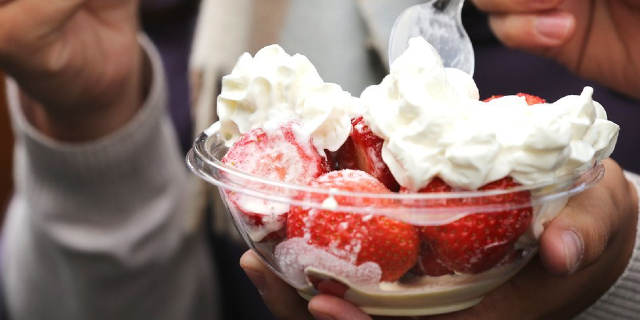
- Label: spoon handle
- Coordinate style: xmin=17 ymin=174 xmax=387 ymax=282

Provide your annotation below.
xmin=388 ymin=0 xmax=474 ymax=75
xmin=418 ymin=0 xmax=474 ymax=74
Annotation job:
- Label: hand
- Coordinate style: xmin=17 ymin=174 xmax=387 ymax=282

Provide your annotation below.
xmin=469 ymin=0 xmax=640 ymax=101
xmin=241 ymin=158 xmax=639 ymax=320
xmin=0 ymin=0 xmax=146 ymax=141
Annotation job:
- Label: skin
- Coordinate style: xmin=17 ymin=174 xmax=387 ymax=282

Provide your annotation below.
xmin=240 ymin=2 xmax=640 ymax=318
xmin=0 ymin=0 xmax=145 ymax=142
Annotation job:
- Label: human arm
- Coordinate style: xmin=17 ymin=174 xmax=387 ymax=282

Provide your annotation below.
xmin=2 ymin=34 xmax=215 ymax=320
xmin=0 ymin=1 xmax=215 ymax=319
xmin=241 ymin=158 xmax=640 ymax=319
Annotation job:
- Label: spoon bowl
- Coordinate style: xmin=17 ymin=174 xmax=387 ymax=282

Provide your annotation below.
xmin=388 ymin=0 xmax=474 ymax=75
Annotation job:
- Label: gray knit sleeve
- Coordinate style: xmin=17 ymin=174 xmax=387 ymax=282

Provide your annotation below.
xmin=574 ymin=171 xmax=640 ymax=319
xmin=2 ymin=34 xmax=216 ymax=320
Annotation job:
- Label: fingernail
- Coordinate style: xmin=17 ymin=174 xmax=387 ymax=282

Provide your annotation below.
xmin=562 ymin=230 xmax=584 ymax=274
xmin=243 ymin=269 xmax=266 ymax=295
xmin=309 ymin=310 xmax=335 ymax=320
xmin=535 ymin=13 xmax=573 ymax=42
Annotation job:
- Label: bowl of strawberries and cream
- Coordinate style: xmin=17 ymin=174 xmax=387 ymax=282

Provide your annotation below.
xmin=186 ymin=37 xmax=619 ymax=316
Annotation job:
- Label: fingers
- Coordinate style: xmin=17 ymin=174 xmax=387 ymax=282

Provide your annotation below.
xmin=488 ymin=11 xmax=575 ymax=49
xmin=469 ymin=0 xmax=577 ymax=53
xmin=240 ymin=250 xmax=377 ymax=320
xmin=240 ymin=250 xmax=381 ymax=320
xmin=239 ymin=251 xmax=315 ymax=320
xmin=539 ymin=159 xmax=639 ymax=275
xmin=308 ymin=295 xmax=373 ymax=320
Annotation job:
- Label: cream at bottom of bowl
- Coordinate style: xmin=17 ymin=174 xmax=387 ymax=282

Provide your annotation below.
xmin=288 ymin=245 xmax=537 ymax=316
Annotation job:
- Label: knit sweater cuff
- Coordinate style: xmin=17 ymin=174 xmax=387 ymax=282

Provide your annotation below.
xmin=576 ymin=171 xmax=640 ymax=319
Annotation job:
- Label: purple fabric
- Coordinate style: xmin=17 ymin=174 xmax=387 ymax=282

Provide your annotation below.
xmin=141 ymin=0 xmax=186 ymax=11
xmin=141 ymin=0 xmax=198 ymax=154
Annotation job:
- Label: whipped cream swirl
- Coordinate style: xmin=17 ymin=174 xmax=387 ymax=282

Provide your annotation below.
xmin=361 ymin=37 xmax=619 ymax=191
xmin=216 ymin=44 xmax=362 ymax=153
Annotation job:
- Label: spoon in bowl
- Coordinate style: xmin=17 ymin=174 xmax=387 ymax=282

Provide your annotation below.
xmin=388 ymin=0 xmax=475 ymax=75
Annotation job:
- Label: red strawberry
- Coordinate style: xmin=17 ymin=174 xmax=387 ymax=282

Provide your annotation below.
xmin=483 ymin=93 xmax=546 ymax=105
xmin=222 ymin=121 xmax=330 ymax=241
xmin=287 ymin=170 xmax=419 ymax=282
xmin=335 ymin=117 xmax=400 ymax=191
xmin=307 ymin=276 xmax=349 ymax=298
xmin=412 ymin=243 xmax=453 ymax=277
xmin=333 ymin=136 xmax=358 ymax=171
xmin=411 ymin=177 xmax=533 ymax=274
xmin=516 ymin=93 xmax=546 ymax=105
xmin=483 ymin=95 xmax=503 ymax=102
xmin=401 ymin=178 xmax=453 ymax=277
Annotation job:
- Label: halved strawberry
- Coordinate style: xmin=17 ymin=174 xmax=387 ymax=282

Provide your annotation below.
xmin=333 ymin=136 xmax=358 ymax=171
xmin=287 ymin=170 xmax=419 ymax=282
xmin=335 ymin=117 xmax=400 ymax=191
xmin=409 ymin=177 xmax=533 ymax=274
xmin=222 ymin=121 xmax=330 ymax=242
xmin=483 ymin=93 xmax=546 ymax=105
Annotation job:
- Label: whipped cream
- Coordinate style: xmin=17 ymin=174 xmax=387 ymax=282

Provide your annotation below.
xmin=361 ymin=37 xmax=619 ymax=191
xmin=215 ymin=38 xmax=619 ymax=191
xmin=216 ymin=44 xmax=362 ymax=153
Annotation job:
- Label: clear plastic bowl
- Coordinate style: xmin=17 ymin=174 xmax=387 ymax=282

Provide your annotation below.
xmin=186 ymin=127 xmax=605 ymax=316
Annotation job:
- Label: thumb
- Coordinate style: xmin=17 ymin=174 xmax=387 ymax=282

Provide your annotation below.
xmin=538 ymin=159 xmax=637 ymax=275
xmin=538 ymin=203 xmax=608 ymax=275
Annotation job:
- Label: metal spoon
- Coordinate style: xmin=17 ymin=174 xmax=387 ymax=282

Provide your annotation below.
xmin=388 ymin=0 xmax=474 ymax=75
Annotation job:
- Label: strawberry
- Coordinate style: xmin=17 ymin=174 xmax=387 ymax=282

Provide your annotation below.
xmin=307 ymin=276 xmax=349 ymax=298
xmin=401 ymin=178 xmax=453 ymax=277
xmin=287 ymin=170 xmax=419 ymax=282
xmin=483 ymin=93 xmax=546 ymax=105
xmin=483 ymin=95 xmax=502 ymax=102
xmin=335 ymin=117 xmax=400 ymax=191
xmin=409 ymin=177 xmax=533 ymax=274
xmin=516 ymin=93 xmax=546 ymax=105
xmin=412 ymin=242 xmax=454 ymax=277
xmin=222 ymin=121 xmax=330 ymax=241
xmin=333 ymin=136 xmax=358 ymax=171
